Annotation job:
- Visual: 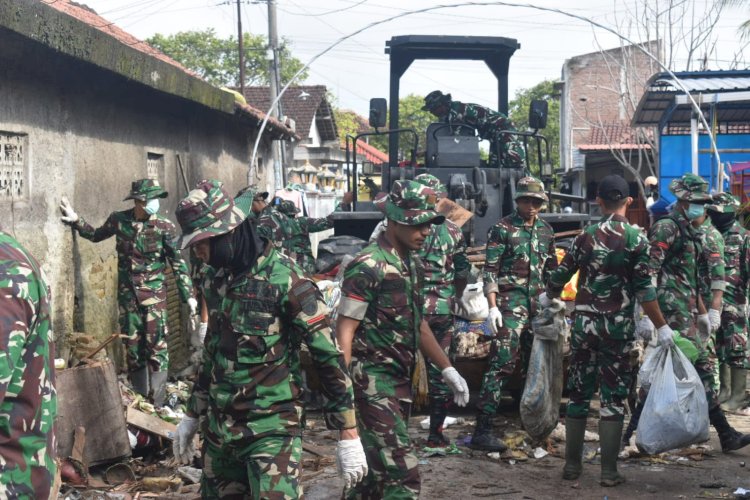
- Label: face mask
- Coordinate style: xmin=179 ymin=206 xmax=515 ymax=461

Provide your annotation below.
xmin=685 ymin=203 xmax=705 ymax=221
xmin=145 ymin=199 xmax=160 ymax=215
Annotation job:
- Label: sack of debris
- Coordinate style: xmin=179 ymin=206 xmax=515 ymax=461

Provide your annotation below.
xmin=636 ymin=345 xmax=709 ymax=455
xmin=530 ymin=299 xmax=566 ymax=340
xmin=520 ymin=329 xmax=565 ymax=441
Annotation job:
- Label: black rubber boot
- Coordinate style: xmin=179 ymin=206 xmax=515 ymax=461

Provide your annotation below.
xmin=427 ymin=401 xmax=450 ymax=447
xmin=468 ymin=413 xmax=507 ymax=452
xmin=563 ymin=417 xmax=586 ymax=480
xmin=599 ymin=419 xmax=626 ymax=487
xmin=710 ymin=405 xmax=750 ymax=452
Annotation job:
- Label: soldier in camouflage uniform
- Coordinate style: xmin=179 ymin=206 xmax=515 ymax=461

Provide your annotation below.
xmin=647 ymin=173 xmax=750 ymax=452
xmin=411 ymin=173 xmax=472 ymax=447
xmin=546 ymin=175 xmax=671 ymax=486
xmin=171 ymin=180 xmax=367 ymax=499
xmin=60 ymin=179 xmax=197 ymax=406
xmin=336 ymin=180 xmax=470 ymax=499
xmin=250 ymin=189 xmax=295 ymax=245
xmin=707 ymin=193 xmax=750 ymax=412
xmin=276 ymin=199 xmax=334 ymax=274
xmin=471 ymin=176 xmax=557 ymax=452
xmin=422 ymin=90 xmax=525 ymax=169
xmin=0 ymin=230 xmax=57 ymax=498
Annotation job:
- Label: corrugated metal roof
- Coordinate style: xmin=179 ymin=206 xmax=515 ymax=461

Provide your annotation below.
xmin=633 ymin=70 xmax=750 ymax=126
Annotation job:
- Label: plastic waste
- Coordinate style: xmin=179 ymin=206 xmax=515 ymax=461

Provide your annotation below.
xmin=636 ymin=345 xmax=709 ymax=455
xmin=520 ymin=328 xmax=565 ymax=441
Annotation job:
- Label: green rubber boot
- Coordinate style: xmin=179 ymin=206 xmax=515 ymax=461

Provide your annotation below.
xmin=718 ymin=364 xmax=732 ymax=404
xmin=599 ymin=419 xmax=626 ymax=487
xmin=562 ymin=417 xmax=586 ymax=480
xmin=723 ymin=368 xmax=748 ymax=412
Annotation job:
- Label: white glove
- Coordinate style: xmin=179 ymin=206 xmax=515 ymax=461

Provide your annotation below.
xmin=488 ymin=307 xmax=503 ymax=336
xmin=336 ymin=437 xmax=368 ymax=489
xmin=635 ymin=316 xmax=655 ymax=342
xmin=538 ymin=292 xmax=553 ymax=308
xmin=190 ymin=319 xmax=207 ymax=348
xmin=172 ymin=415 xmax=199 ymax=465
xmin=59 ymin=196 xmax=79 ymax=224
xmin=442 ymin=366 xmax=470 ymax=407
xmin=198 ymin=322 xmax=207 ymax=344
xmin=708 ymin=308 xmax=721 ymax=333
xmin=656 ymin=324 xmax=675 ymax=348
xmin=187 ymin=297 xmax=198 ymax=316
xmin=697 ymin=313 xmax=711 ymax=338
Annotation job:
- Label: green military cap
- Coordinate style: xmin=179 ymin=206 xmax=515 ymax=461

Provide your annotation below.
xmin=422 ymin=90 xmax=452 ymax=111
xmin=123 ymin=178 xmax=168 ymax=201
xmin=278 ymin=199 xmax=300 ymax=216
xmin=414 ymin=173 xmax=447 ymax=197
xmin=176 ymin=179 xmax=249 ymax=249
xmin=669 ymin=173 xmax=711 ymax=202
xmin=234 ymin=185 xmax=268 ymax=216
xmin=707 ymin=191 xmax=740 ymax=213
xmin=514 ymin=176 xmax=549 ymax=202
xmin=385 ymin=180 xmax=445 ymax=226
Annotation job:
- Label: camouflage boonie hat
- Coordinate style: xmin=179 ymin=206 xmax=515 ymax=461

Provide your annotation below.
xmin=373 ymin=192 xmax=388 ymax=213
xmin=176 ymin=179 xmax=249 ymax=249
xmin=385 ymin=180 xmax=445 ymax=226
xmin=278 ymin=199 xmax=300 ymax=216
xmin=123 ymin=178 xmax=168 ymax=201
xmin=707 ymin=192 xmax=740 ymax=213
xmin=422 ymin=90 xmax=452 ymax=111
xmin=414 ymin=173 xmax=447 ymax=197
xmin=514 ymin=176 xmax=549 ymax=202
xmin=234 ymin=186 xmax=268 ymax=216
xmin=669 ymin=173 xmax=711 ymax=202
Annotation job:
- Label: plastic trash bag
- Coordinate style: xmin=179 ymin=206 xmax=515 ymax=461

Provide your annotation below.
xmin=520 ymin=332 xmax=564 ymax=441
xmin=636 ymin=345 xmax=709 ymax=455
xmin=453 ymin=283 xmax=489 ymax=321
xmin=531 ymin=300 xmax=566 ymax=340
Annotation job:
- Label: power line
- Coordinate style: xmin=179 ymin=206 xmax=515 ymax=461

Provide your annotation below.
xmin=280 ymin=0 xmax=369 ymax=17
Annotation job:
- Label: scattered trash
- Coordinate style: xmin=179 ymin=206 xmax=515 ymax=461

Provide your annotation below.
xmin=420 ymin=416 xmax=465 ymax=430
xmin=422 ymin=443 xmax=462 ymax=457
xmin=532 ymin=447 xmax=548 ymax=459
xmin=104 ymin=463 xmax=136 ymax=485
xmin=508 ymin=459 xmax=516 ymax=465
xmin=177 ymin=466 xmax=203 ymax=484
xmin=141 ymin=476 xmax=182 ymax=492
xmin=741 ymin=462 xmax=746 ymax=468
xmin=418 ymin=459 xmax=431 ymax=465
xmin=699 ymin=482 xmax=726 ymax=489
xmin=549 ymin=422 xmax=599 ymax=442
xmin=487 ymin=452 xmax=501 ymax=460
xmin=734 ymin=487 xmax=750 ymax=499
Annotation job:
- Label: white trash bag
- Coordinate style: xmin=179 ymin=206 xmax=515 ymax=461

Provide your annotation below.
xmin=520 ymin=332 xmax=564 ymax=441
xmin=635 ymin=345 xmax=709 ymax=455
xmin=454 ymin=283 xmax=489 ymax=321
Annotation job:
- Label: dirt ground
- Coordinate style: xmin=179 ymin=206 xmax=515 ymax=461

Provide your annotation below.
xmin=301 ymin=399 xmax=750 ymax=500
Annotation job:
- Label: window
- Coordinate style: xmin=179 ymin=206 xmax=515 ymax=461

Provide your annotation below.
xmin=0 ymin=132 xmax=27 ymax=201
xmin=147 ymin=152 xmax=164 ymax=181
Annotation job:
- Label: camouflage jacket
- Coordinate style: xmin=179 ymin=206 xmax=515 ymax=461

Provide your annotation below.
xmin=447 ymin=101 xmax=525 ymax=168
xmin=419 ymin=219 xmax=471 ymax=315
xmin=483 ymin=211 xmax=557 ymax=315
xmin=648 ymin=211 xmax=707 ymax=322
xmin=256 ymin=205 xmax=293 ymax=245
xmin=697 ymin=217 xmax=727 ymax=308
xmin=547 ymin=214 xmax=655 ymax=339
xmin=718 ymin=221 xmax=750 ymax=314
xmin=284 ymin=216 xmax=333 ymax=259
xmin=74 ymin=210 xmax=194 ymax=306
xmin=0 ymin=231 xmax=57 ymax=498
xmin=338 ymin=232 xmax=423 ymax=401
xmin=187 ymin=243 xmax=355 ymax=443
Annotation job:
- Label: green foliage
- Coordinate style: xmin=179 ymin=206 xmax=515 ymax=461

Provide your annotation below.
xmin=146 ymin=29 xmax=307 ymax=87
xmin=367 ymin=94 xmax=434 ymax=158
xmin=508 ymin=79 xmax=560 ymax=176
xmin=334 ymin=109 xmax=364 ymax=143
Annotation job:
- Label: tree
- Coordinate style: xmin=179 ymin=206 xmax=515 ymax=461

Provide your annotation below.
xmin=508 ymin=80 xmax=561 ymax=177
xmin=333 ymin=109 xmax=369 ymax=144
xmin=365 ymin=94 xmax=435 ymax=158
xmin=146 ymin=29 xmax=308 ymax=87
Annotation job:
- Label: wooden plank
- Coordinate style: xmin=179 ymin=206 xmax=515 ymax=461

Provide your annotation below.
xmin=72 ymin=426 xmax=86 ymax=464
xmin=302 ymin=442 xmax=331 ymax=457
xmin=437 ymin=198 xmax=473 ymax=228
xmin=126 ymin=407 xmax=176 ymax=440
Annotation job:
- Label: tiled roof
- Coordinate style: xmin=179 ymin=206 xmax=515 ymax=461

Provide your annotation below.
xmin=347 ymin=140 xmax=388 ymax=164
xmin=32 ymin=0 xmax=294 ymax=139
xmin=578 ymin=122 xmax=653 ymax=150
xmin=242 ymin=86 xmax=338 ymax=142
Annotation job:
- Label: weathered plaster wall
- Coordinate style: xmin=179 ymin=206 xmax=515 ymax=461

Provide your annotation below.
xmin=0 ymin=28 xmax=272 ymax=355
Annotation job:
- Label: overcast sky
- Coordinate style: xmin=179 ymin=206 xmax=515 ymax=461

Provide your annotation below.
xmin=83 ymin=0 xmax=747 ymax=117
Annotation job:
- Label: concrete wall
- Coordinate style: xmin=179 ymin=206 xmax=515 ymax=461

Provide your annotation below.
xmin=0 ymin=28 xmax=274 ymax=351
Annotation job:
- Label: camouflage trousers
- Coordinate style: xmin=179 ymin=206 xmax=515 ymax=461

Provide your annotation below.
xmin=476 ymin=309 xmax=532 ymax=415
xmin=346 ymin=396 xmax=419 ymax=500
xmin=425 ymin=314 xmax=456 ymax=407
xmin=664 ymin=309 xmax=720 ymax=408
xmin=201 ymin=434 xmax=302 ymax=499
xmin=716 ymin=309 xmax=749 ymax=369
xmin=566 ymin=313 xmax=632 ymax=421
xmin=118 ymin=292 xmax=169 ymax=372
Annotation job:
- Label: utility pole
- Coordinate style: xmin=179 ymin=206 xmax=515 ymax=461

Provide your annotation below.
xmin=237 ymin=0 xmax=245 ymax=95
xmin=267 ymin=0 xmax=285 ymax=190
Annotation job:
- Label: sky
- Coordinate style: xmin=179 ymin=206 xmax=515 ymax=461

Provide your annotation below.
xmin=81 ymin=0 xmax=749 ymax=118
